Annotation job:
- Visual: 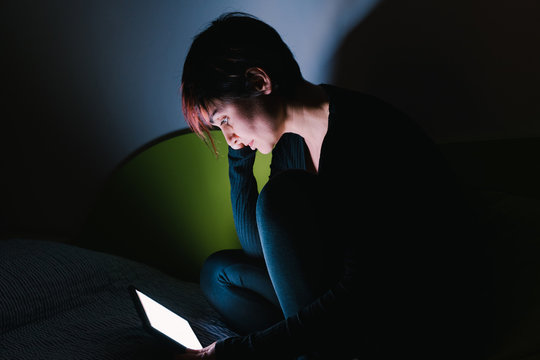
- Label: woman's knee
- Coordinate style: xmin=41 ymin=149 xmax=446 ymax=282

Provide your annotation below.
xmin=256 ymin=170 xmax=322 ymax=256
xmin=199 ymin=250 xmax=282 ymax=334
xmin=256 ymin=169 xmax=318 ymax=222
xmin=200 ymin=249 xmax=243 ymax=295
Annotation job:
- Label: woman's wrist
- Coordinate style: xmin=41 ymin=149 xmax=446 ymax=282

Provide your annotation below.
xmin=228 ymin=146 xmax=257 ymax=176
xmin=228 ymin=145 xmax=256 ymax=159
xmin=214 ymin=337 xmax=244 ymax=360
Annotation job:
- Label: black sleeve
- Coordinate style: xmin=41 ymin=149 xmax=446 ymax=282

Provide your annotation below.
xmin=228 ymin=145 xmax=261 ymax=257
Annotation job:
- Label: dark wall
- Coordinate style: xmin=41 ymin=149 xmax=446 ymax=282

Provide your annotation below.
xmin=331 ymin=0 xmax=540 ymax=143
xmin=1 ymin=0 xmax=190 ymax=238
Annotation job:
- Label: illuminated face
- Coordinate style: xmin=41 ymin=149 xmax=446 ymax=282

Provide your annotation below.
xmin=208 ymin=97 xmax=284 ymax=154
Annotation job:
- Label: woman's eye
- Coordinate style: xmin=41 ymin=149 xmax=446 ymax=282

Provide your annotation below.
xmin=220 ymin=117 xmax=229 ymax=126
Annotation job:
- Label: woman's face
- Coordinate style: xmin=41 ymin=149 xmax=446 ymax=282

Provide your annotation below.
xmin=208 ymin=96 xmax=284 ymax=154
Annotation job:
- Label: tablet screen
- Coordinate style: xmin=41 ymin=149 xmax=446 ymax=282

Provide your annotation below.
xmin=134 ymin=289 xmax=203 ymax=350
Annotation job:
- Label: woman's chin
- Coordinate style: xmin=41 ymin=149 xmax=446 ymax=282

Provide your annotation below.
xmin=257 ymin=146 xmax=272 ymax=154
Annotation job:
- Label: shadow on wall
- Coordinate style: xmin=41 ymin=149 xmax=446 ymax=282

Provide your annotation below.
xmin=330 ymin=0 xmax=540 ymax=143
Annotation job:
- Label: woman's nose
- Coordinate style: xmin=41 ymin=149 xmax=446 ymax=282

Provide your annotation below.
xmin=223 ymin=128 xmax=241 ymax=149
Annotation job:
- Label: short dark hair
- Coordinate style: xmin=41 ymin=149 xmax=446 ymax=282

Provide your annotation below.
xmin=181 ymin=12 xmax=303 ymax=148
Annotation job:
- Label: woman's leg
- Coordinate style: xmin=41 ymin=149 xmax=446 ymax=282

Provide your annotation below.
xmin=200 ymin=249 xmax=283 ymax=335
xmin=256 ymin=170 xmax=341 ymax=318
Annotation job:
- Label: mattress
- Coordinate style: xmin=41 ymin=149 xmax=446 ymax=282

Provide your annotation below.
xmin=0 ymin=239 xmax=237 ymax=359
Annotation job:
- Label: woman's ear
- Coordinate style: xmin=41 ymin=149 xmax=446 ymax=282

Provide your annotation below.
xmin=245 ymin=67 xmax=272 ymax=95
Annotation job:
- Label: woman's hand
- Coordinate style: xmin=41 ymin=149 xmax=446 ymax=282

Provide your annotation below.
xmin=174 ymin=342 xmax=216 ymax=360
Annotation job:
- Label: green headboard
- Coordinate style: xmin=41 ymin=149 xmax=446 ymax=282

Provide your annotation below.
xmin=78 ymin=130 xmax=271 ymax=282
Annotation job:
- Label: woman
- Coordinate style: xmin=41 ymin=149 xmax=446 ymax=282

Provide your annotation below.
xmin=179 ymin=12 xmax=492 ymax=360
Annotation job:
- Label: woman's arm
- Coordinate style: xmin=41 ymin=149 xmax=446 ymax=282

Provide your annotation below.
xmin=228 ymin=134 xmax=306 ymax=258
xmin=228 ymin=146 xmax=262 ymax=257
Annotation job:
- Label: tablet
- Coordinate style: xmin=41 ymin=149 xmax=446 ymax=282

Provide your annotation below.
xmin=129 ymin=286 xmax=203 ymax=350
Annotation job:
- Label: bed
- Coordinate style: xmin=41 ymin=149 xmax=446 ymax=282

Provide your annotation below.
xmin=0 ymin=238 xmax=236 ymax=359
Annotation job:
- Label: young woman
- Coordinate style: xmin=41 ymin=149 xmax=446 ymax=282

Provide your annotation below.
xmin=179 ymin=12 xmax=492 ymax=360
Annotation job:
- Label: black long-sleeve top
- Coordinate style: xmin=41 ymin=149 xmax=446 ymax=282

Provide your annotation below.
xmin=216 ymin=84 xmax=481 ymax=359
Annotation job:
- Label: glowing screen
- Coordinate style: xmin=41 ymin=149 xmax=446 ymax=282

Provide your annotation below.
xmin=135 ymin=289 xmax=203 ymax=350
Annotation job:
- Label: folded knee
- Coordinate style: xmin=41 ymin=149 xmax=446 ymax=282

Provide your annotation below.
xmin=256 ymin=169 xmax=318 ymax=221
xmin=200 ymin=250 xmax=241 ymax=293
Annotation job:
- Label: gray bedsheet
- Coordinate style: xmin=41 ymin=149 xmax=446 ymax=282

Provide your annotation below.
xmin=0 ymin=239 xmax=236 ymax=359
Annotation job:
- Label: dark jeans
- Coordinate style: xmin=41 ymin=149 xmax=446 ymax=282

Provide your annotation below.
xmin=200 ymin=170 xmax=339 ymax=335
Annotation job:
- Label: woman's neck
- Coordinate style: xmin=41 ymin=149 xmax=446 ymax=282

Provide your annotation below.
xmin=283 ymin=81 xmax=330 ymax=172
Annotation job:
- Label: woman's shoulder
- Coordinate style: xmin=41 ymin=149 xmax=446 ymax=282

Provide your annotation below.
xmin=319 ymin=84 xmax=441 ymax=169
xmin=320 ymin=84 xmax=433 ymax=146
xmin=320 ymin=83 xmax=407 ymax=121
